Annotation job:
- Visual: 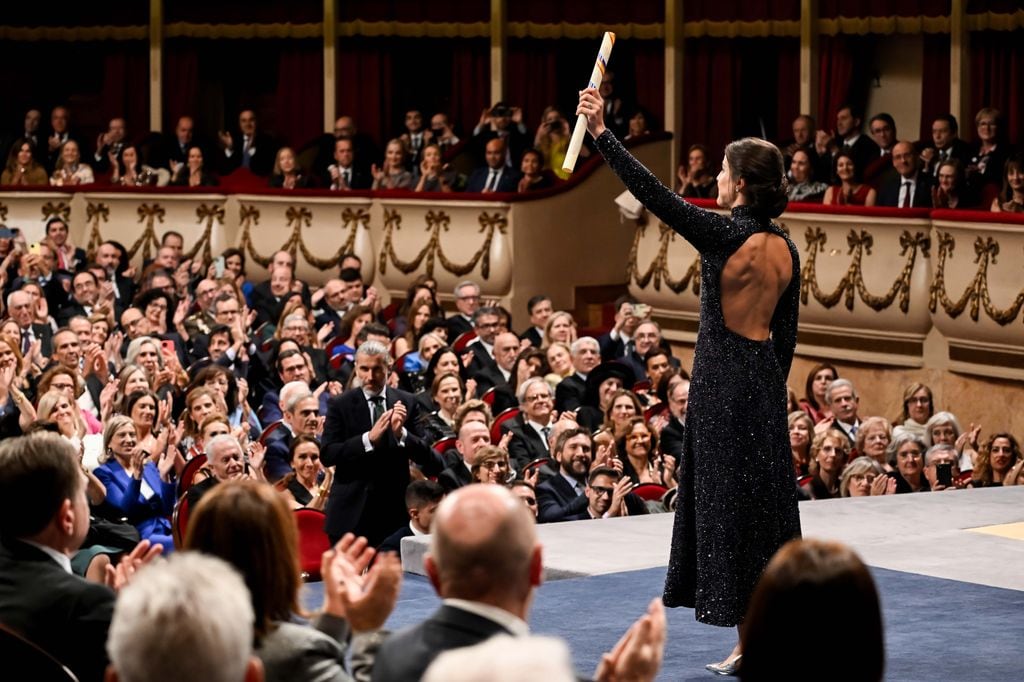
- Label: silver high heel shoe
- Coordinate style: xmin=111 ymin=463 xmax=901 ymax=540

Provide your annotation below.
xmin=705 ymin=654 xmax=741 ymax=676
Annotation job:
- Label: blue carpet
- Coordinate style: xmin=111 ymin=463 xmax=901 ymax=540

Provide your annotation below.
xmin=301 ymin=566 xmax=1024 ymax=681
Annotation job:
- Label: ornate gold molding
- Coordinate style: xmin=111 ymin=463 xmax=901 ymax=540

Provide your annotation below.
xmin=128 ymin=203 xmax=165 ymax=262
xmin=929 ymin=231 xmax=1024 ymax=325
xmin=234 ymin=204 xmax=367 ymax=271
xmin=41 ymin=201 xmax=71 ymax=222
xmin=0 ymin=202 xmax=7 ymax=222
xmin=627 ymin=222 xmax=700 ymax=295
xmin=237 ymin=204 xmax=268 ymax=268
xmin=185 ymin=203 xmax=225 ymax=265
xmin=85 ymin=202 xmax=110 ymax=255
xmin=800 ymin=226 xmax=930 ymax=313
xmin=378 ymin=209 xmax=507 ymax=279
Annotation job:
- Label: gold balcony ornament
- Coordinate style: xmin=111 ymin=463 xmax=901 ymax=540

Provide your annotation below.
xmin=85 ymin=202 xmax=110 ymax=255
xmin=627 ymin=221 xmax=700 ymax=294
xmin=800 ymin=226 xmax=929 ymax=313
xmin=379 ymin=209 xmax=507 ymax=279
xmin=127 ymin=203 xmax=166 ymax=262
xmin=41 ymin=201 xmax=71 ymax=222
xmin=0 ymin=202 xmax=7 ymax=222
xmin=295 ymin=207 xmax=372 ymax=270
xmin=929 ymin=231 xmax=1024 ymax=326
xmin=237 ymin=204 xmax=270 ymax=268
xmin=185 ymin=204 xmax=226 ymax=265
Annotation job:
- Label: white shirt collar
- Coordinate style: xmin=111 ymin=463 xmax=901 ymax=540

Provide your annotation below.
xmin=442 ymin=599 xmax=530 ymax=637
xmin=409 ymin=521 xmax=427 ymax=536
xmin=22 ymin=540 xmax=72 ymax=574
xmin=560 ymin=470 xmax=584 ymax=494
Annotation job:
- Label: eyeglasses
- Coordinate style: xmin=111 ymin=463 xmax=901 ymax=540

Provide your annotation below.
xmin=590 ymin=486 xmax=615 ymax=497
xmin=907 ymin=397 xmax=930 ymax=405
xmin=524 ymin=394 xmax=551 ymax=403
xmin=480 ymin=460 xmax=509 ymax=470
xmin=520 ymin=496 xmax=537 ymax=505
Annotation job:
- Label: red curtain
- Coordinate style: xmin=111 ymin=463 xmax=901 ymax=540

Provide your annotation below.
xmin=163 ymin=40 xmax=201 ymax=133
xmin=337 ymin=39 xmax=395 ymax=150
xmin=275 ymin=44 xmax=324 ymax=148
xmin=969 ymin=30 xmax=1023 ymax=145
xmin=681 ymin=0 xmax=800 ymax=21
xmin=919 ymin=33 xmax=950 ymax=142
xmin=817 ymin=35 xmax=873 ymax=135
xmin=818 ymin=0 xmax=950 ymax=17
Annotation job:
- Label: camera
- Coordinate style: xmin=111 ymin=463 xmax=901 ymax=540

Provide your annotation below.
xmin=935 ymin=462 xmax=953 ymax=487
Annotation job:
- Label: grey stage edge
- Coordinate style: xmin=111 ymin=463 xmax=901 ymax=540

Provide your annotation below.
xmin=400 ymin=486 xmax=1024 ymax=591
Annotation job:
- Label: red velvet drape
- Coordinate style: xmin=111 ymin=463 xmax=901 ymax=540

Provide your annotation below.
xmin=275 ymin=43 xmax=323 ymax=149
xmin=969 ymin=30 xmax=1023 ymax=145
xmin=919 ymin=33 xmax=951 ymax=143
xmin=817 ymin=35 xmax=872 ymax=135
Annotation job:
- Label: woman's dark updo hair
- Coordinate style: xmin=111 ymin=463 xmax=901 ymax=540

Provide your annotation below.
xmin=724 ymin=137 xmax=789 ymax=219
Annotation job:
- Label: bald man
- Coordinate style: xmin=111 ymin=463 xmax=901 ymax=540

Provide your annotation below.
xmin=371 ymin=485 xmax=666 ymax=682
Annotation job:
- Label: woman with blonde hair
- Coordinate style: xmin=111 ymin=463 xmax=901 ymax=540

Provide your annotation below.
xmin=803 ymin=431 xmax=848 ymax=499
xmin=470 ymin=445 xmax=513 ymax=484
xmin=268 ymin=147 xmax=312 ymax=189
xmin=840 ymin=456 xmax=894 ymax=497
xmin=891 ymin=382 xmax=934 ymax=441
xmin=371 ymin=138 xmax=413 ymax=190
xmin=788 ymin=411 xmax=814 ymax=477
xmin=543 ymin=311 xmax=577 ymax=348
xmin=854 ymin=416 xmax=893 ymax=471
xmin=37 ymin=389 xmax=88 ymax=450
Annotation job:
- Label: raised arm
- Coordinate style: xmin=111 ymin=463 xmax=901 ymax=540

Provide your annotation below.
xmin=577 ymin=88 xmax=735 ymax=254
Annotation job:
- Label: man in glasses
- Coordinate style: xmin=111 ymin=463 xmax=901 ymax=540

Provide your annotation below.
xmin=445 ymin=280 xmax=482 ymax=339
xmin=586 ymin=467 xmax=643 ymax=518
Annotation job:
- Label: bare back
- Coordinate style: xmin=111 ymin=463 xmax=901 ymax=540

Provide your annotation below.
xmin=720 ymin=232 xmax=793 ymax=340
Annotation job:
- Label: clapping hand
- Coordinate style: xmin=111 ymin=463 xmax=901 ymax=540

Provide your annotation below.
xmin=103 ymin=539 xmax=164 ymax=592
xmin=390 ymin=401 xmax=408 ymax=438
xmin=368 ymin=407 xmax=392 ymax=445
xmin=870 ymin=474 xmax=896 ymax=496
xmin=608 ymin=477 xmax=635 ymax=517
xmin=321 ymin=534 xmax=403 ymax=632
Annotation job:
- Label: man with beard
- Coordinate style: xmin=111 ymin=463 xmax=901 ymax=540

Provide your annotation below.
xmin=536 ymin=427 xmax=596 ymax=523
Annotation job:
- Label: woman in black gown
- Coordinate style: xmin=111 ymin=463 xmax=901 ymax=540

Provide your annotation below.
xmin=578 ymin=88 xmax=802 ymax=674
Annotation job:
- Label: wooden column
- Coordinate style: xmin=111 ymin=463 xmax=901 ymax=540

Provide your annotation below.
xmin=149 ymin=0 xmax=163 ymax=132
xmin=799 ymin=0 xmax=818 ymax=118
xmin=324 ymin=0 xmax=337 ymax=132
xmin=665 ymin=0 xmax=684 ymax=179
xmin=949 ymin=0 xmax=970 ymax=129
xmin=490 ymin=0 xmax=506 ymax=105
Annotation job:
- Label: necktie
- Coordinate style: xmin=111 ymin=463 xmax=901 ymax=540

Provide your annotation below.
xmin=901 ymin=181 xmax=912 ymax=208
xmin=370 ymin=396 xmax=385 ymax=423
xmin=21 ymin=329 xmax=31 ymax=355
xmin=242 ymin=136 xmax=252 ymax=169
xmin=485 ymin=169 xmax=498 ymax=192
xmin=541 ymin=426 xmax=551 ymax=449
xmin=850 ymin=423 xmax=859 ymax=438
xmin=343 ymin=169 xmax=351 ymax=187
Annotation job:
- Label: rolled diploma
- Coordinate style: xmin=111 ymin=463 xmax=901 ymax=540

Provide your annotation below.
xmin=562 ymin=31 xmax=616 ymax=174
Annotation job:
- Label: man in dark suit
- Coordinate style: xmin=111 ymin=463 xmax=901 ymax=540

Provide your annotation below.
xmin=56 ymin=270 xmax=102 ymax=327
xmin=217 ymin=108 xmax=276 ymax=176
xmin=6 ymin=289 xmax=54 ymax=357
xmin=555 ymin=336 xmax=601 ymax=413
xmin=876 ymin=141 xmax=933 ymax=208
xmin=324 ymin=136 xmax=372 ymax=190
xmin=465 ymin=307 xmax=500 ymax=376
xmin=158 ymin=115 xmax=197 ymax=173
xmin=44 ymin=105 xmax=78 ymax=173
xmin=377 ymin=479 xmax=445 ymax=554
xmin=815 ymin=105 xmax=879 ymax=185
xmin=250 ymin=251 xmax=313 ymax=328
xmin=502 ymin=377 xmax=555 ymax=471
xmin=94 ymin=241 xmax=136 ymax=311
xmin=438 ymin=420 xmax=491 ymax=492
xmin=519 ymin=295 xmax=552 ymax=348
xmin=536 ymin=426 xmax=596 ymax=523
xmin=321 ymin=341 xmax=443 ymax=545
xmin=472 ymin=331 xmax=518 ymax=414
xmin=863 ymin=113 xmax=898 ymax=185
xmin=446 ymin=280 xmax=481 ymax=340
xmin=659 ymin=378 xmax=689 ymax=460
xmin=464 ymin=138 xmax=521 ymax=193
xmin=265 ymin=389 xmax=320 ymax=481
xmin=922 ymin=114 xmax=973 ymax=178
xmin=597 ymin=295 xmax=642 ymax=361
xmin=0 ymin=433 xmax=157 ymax=682
xmin=372 ymin=484 xmax=664 ymax=682
xmin=470 ymin=102 xmax=530 ymax=168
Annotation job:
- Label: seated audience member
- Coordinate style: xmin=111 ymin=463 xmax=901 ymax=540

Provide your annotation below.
xmin=186 ymin=434 xmax=264 ymax=508
xmin=94 ymin=416 xmax=176 ymax=549
xmin=2 ymin=140 xmax=48 ymax=185
xmin=739 ymin=539 xmax=883 ymax=682
xmin=268 ymin=146 xmax=312 ymax=189
xmin=519 ymin=295 xmax=553 ymax=348
xmin=264 ymin=383 xmax=320 ymax=479
xmin=218 ymin=109 xmax=276 ymax=176
xmin=815 ymin=104 xmax=881 ymax=180
xmin=374 ymin=484 xmax=666 ymax=682
xmin=972 ymin=433 xmax=1020 ymax=487
xmin=285 ymin=435 xmax=331 ymax=510
xmin=676 ymin=144 xmax=717 ymax=198
xmin=185 ymin=481 xmax=400 ymax=682
xmin=575 ymin=361 xmax=633 ymax=432
xmin=966 ymin=107 xmax=1008 ymax=200
xmin=586 ymin=466 xmax=647 ymax=518
xmin=803 ymin=431 xmax=848 ymax=499
xmin=921 ymin=114 xmax=972 ymax=178
xmin=170 ymin=144 xmax=218 ymax=186
xmin=472 ymin=100 xmax=529 ymax=165
xmin=931 ymin=159 xmax=966 ymax=208
xmin=788 ymin=411 xmax=814 ymax=477
xmin=598 ymin=295 xmax=644 ymax=361
xmin=624 ymin=108 xmax=652 ymax=141
xmin=508 ymin=347 xmax=549 ymax=397
xmin=923 ymin=411 xmax=978 ymax=473
xmin=786 ymin=148 xmax=828 ymax=202
xmin=327 ymin=136 xmax=371 ymax=190
xmin=429 ymin=112 xmax=461 ymax=155
xmin=414 ymin=143 xmax=456 ymax=192
xmin=440 ymin=420 xmax=492 ymax=492
xmin=854 ymin=416 xmax=893 ymax=471
xmin=419 ymin=371 xmax=465 ymax=444
xmin=657 ymin=376 xmax=688 ymax=456
xmin=923 ymin=443 xmax=963 ymax=492
xmin=378 ymin=479 xmax=445 ymax=554
xmin=501 ymin=377 xmax=557 ymax=470
xmin=782 ymin=114 xmax=824 ymax=173
xmin=535 ymin=106 xmax=580 ymax=180
xmin=50 ymin=139 xmax=94 ymax=185
xmin=991 ymin=153 xmax=1024 ymax=213
xmin=840 ymin=456 xmax=894 ymax=497
xmin=536 ymin=427 xmax=595 ymax=522
xmin=106 ymin=553 xmax=262 ymax=682
xmin=554 ymin=337 xmax=600 ymax=412
xmin=603 ymin=389 xmax=644 ymax=440
xmin=470 ymin=445 xmax=513 ymax=484
xmin=617 ymin=416 xmax=675 ymax=489
xmin=876 ymin=141 xmax=932 ymax=208
xmin=371 ymin=138 xmax=413 ymax=190
xmin=518 ymin=148 xmax=555 ymax=192
xmin=510 ymin=479 xmax=538 ymax=518
xmin=110 ymin=144 xmax=165 ymax=187
xmin=400 ymin=109 xmax=431 ymax=165
xmin=543 ymin=310 xmax=577 ymax=349
xmin=545 ymin=341 xmax=574 ymax=383
xmin=817 ymin=378 xmax=862 ymax=449
xmin=799 ymin=362 xmax=838 ymax=424
xmin=891 ymin=382 xmax=934 ymax=441
xmin=446 ymin=280 xmax=481 ymax=339
xmin=465 ymin=138 xmax=520 ymax=192
xmin=863 ymin=113 xmax=897 ymax=184
xmin=473 ymin=331 xmax=519 ymax=414
xmin=890 ymin=433 xmax=929 ymax=493
xmin=822 ymin=151 xmax=876 ymax=206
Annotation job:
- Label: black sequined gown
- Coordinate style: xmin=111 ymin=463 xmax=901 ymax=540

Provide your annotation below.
xmin=594 ymin=131 xmax=802 ymax=627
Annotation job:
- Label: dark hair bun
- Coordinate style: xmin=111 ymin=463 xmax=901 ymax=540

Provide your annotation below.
xmin=724 ymin=138 xmax=789 ymax=219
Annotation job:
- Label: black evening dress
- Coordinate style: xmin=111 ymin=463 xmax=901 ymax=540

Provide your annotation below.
xmin=594 ymin=130 xmax=802 ymax=627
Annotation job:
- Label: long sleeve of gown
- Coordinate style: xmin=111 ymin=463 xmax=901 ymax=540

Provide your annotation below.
xmin=593 ymin=130 xmax=740 ymax=255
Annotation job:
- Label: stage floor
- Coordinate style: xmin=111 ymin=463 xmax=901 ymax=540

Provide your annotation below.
xmin=401 ymin=486 xmax=1024 ymax=590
